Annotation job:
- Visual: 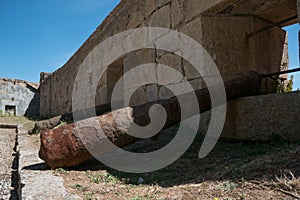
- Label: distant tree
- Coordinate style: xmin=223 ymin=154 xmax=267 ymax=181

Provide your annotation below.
xmin=275 ymin=75 xmax=294 ymax=93
xmin=285 ymin=75 xmax=294 ymax=92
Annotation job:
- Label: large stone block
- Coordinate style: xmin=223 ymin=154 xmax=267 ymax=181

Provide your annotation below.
xmin=184 ymin=0 xmax=202 ymax=22
xmin=180 ymin=17 xmax=203 ymax=44
xmin=171 ymin=0 xmax=185 ymax=27
xmin=156 ymin=0 xmax=172 ymax=7
xmin=127 ymin=87 xmax=147 ymax=106
xmin=107 ymin=66 xmax=123 ymax=85
xmin=124 ymin=49 xmax=156 ymax=72
xmin=189 ymin=78 xmax=206 ymax=91
xmin=96 ymin=85 xmax=108 ymax=106
xmin=199 ymin=16 xmax=286 ymax=78
xmin=127 ymin=11 xmax=144 ymax=29
xmin=199 ymin=92 xmax=300 ymax=142
xmin=145 ymin=84 xmax=159 ymax=102
xmin=254 ymin=26 xmax=286 ymax=75
xmin=147 ymin=4 xmax=171 ymax=28
xmin=109 ymin=13 xmax=129 ymax=36
xmin=158 ymin=78 xmax=206 ymax=100
xmin=183 ymin=59 xmax=202 ymax=80
xmin=184 ymin=0 xmax=226 ymax=22
xmin=142 ymin=0 xmax=157 ymax=18
xmin=200 ymin=16 xmax=254 ymax=75
xmin=157 ymin=52 xmax=183 ymax=84
xmin=158 ymin=85 xmax=175 ymax=100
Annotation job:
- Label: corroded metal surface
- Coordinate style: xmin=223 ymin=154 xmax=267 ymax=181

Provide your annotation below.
xmin=39 ymin=72 xmax=262 ymax=169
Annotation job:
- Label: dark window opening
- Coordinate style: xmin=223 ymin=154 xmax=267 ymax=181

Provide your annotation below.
xmin=5 ymin=105 xmax=16 ymax=116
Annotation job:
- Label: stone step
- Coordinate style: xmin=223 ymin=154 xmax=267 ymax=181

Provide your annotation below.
xmin=0 ymin=125 xmax=81 ymax=200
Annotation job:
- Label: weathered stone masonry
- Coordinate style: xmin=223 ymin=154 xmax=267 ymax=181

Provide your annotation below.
xmin=0 ymin=79 xmax=39 ymax=117
xmin=39 ymin=0 xmax=298 ymax=118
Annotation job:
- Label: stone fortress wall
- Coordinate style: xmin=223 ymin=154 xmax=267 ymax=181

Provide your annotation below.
xmin=39 ymin=0 xmax=298 ymax=118
xmin=0 ymin=78 xmax=39 ymax=117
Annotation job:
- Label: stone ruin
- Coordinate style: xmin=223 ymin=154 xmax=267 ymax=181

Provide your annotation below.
xmin=34 ymin=0 xmax=300 ymax=168
xmin=38 ymin=0 xmax=298 ymax=118
xmin=0 ymin=78 xmax=39 ymax=117
xmin=0 ymin=0 xmax=298 ymax=168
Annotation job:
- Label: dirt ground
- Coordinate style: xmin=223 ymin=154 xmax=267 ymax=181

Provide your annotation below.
xmin=0 ymin=128 xmax=17 ymax=200
xmin=0 ymin=116 xmax=36 ymax=130
xmin=0 ymin=117 xmax=36 ymax=200
xmin=1 ymin=116 xmax=300 ymax=199
xmin=52 ymin=125 xmax=300 ymax=200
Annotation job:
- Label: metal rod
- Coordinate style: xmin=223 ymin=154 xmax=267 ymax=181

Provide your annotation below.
xmin=262 ymin=68 xmax=300 ymax=77
xmin=247 ymin=15 xmax=298 ymax=38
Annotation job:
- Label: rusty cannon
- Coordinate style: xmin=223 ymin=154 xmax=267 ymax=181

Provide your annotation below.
xmin=39 ymin=71 xmax=263 ymax=169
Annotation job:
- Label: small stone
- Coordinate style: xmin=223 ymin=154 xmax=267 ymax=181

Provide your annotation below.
xmin=137 ymin=177 xmax=144 ymax=184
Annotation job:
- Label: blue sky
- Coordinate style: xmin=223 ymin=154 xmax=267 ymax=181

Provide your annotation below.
xmin=285 ymin=24 xmax=300 ymax=90
xmin=0 ymin=0 xmax=120 ymax=82
xmin=0 ymin=1 xmax=299 ymax=89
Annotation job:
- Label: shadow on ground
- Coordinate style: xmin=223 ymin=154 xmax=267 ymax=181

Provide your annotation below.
xmin=34 ymin=124 xmax=300 ymax=189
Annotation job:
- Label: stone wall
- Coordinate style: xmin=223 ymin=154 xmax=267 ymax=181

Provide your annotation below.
xmin=199 ymin=92 xmax=300 ymax=142
xmin=0 ymin=79 xmax=39 ymax=117
xmin=39 ymin=0 xmax=296 ymax=117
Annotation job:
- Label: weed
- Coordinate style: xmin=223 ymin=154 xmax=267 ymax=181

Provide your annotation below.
xmin=71 ymin=184 xmax=88 ymax=192
xmin=30 ymin=127 xmax=41 ymax=135
xmin=238 ymin=192 xmax=246 ymax=200
xmin=0 ymin=110 xmax=12 ymax=117
xmin=275 ymin=75 xmax=294 ymax=93
xmin=221 ymin=181 xmax=238 ymax=194
xmin=88 ymin=172 xmax=119 ymax=184
xmin=84 ymin=192 xmax=94 ymax=200
xmin=53 ymin=120 xmax=67 ymax=129
xmin=55 ymin=168 xmax=69 ymax=174
xmin=273 ymin=171 xmax=300 ymax=192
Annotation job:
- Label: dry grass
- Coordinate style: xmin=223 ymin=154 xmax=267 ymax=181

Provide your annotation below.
xmin=0 ymin=116 xmax=40 ymax=146
xmin=274 ymin=171 xmax=300 ymax=193
xmin=1 ymin=115 xmax=299 ymax=199
xmin=0 ymin=116 xmax=36 ymax=130
xmin=267 ymin=171 xmax=300 ymax=199
xmin=51 ymin=125 xmax=300 ymax=200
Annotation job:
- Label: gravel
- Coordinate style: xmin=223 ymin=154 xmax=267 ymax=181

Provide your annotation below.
xmin=0 ymin=128 xmax=18 ymax=200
